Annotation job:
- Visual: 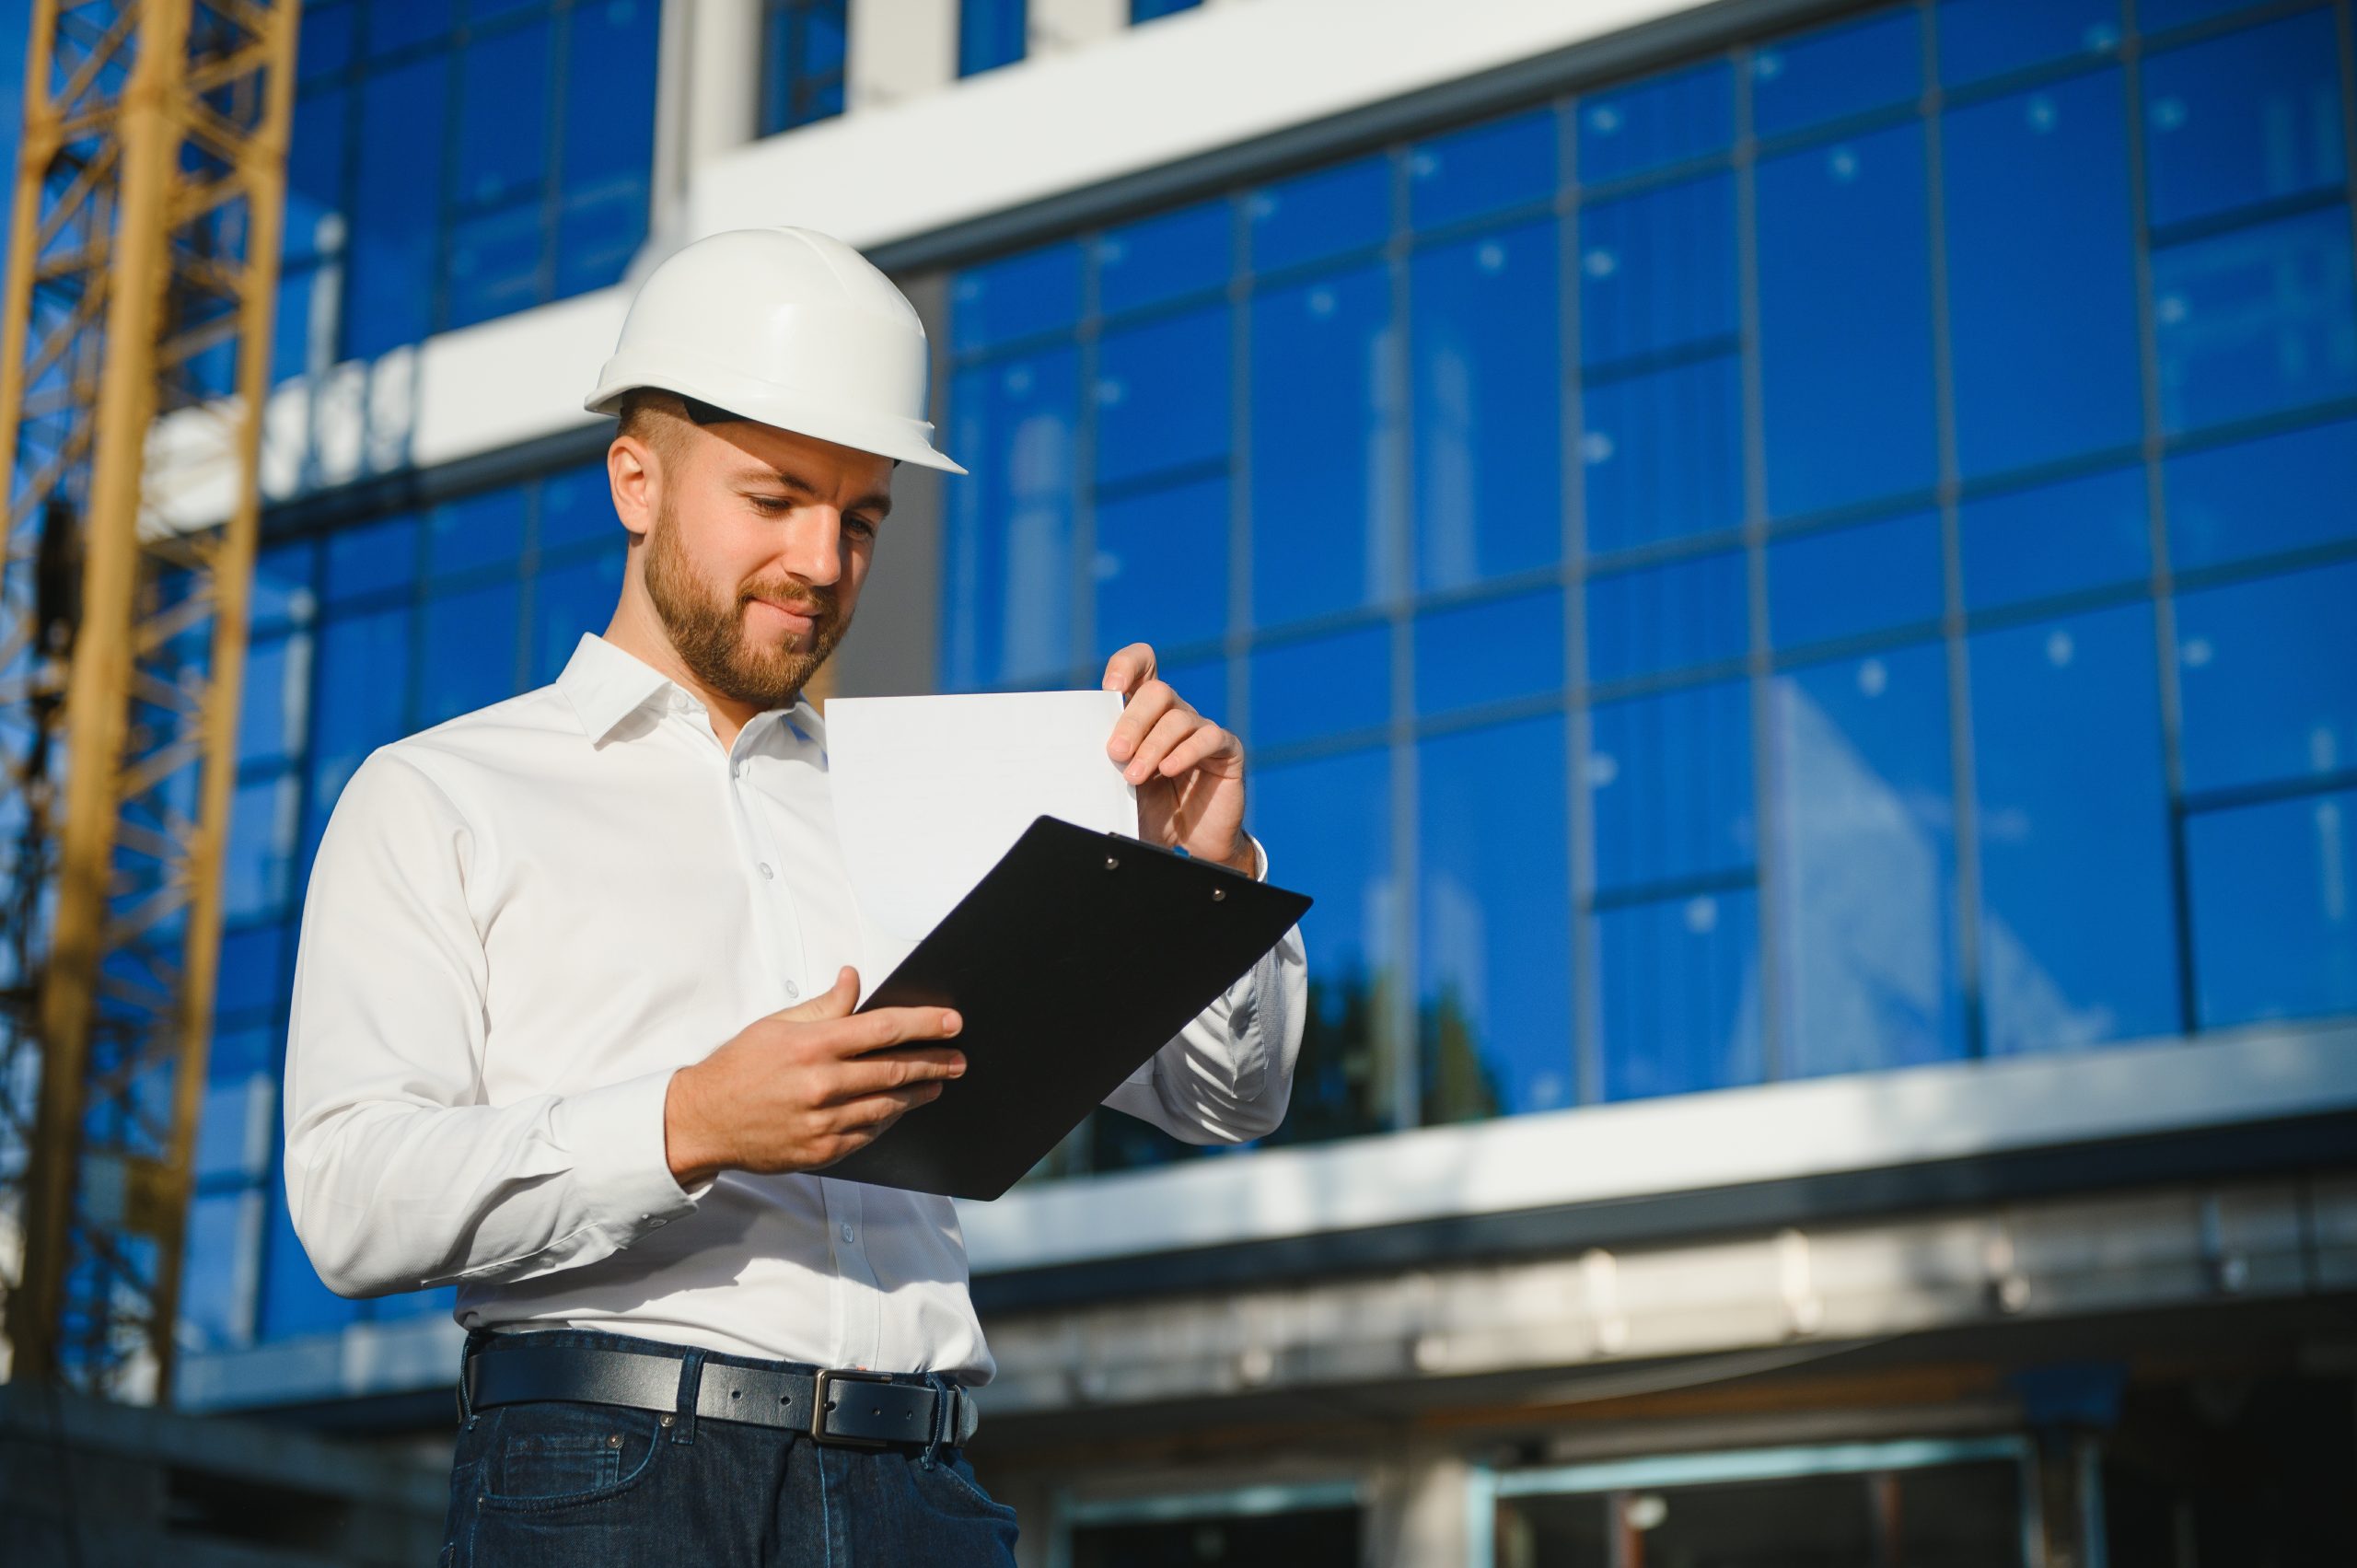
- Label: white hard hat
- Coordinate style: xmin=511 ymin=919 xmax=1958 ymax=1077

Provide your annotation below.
xmin=586 ymin=226 xmax=967 ymax=474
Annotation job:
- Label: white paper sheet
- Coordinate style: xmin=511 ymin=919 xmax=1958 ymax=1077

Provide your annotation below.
xmin=825 ymin=691 xmax=1138 ymax=989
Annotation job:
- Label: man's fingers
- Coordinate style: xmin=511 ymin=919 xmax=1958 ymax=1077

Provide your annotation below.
xmin=813 ymin=1004 xmax=964 ymax=1058
xmin=1123 ymin=706 xmax=1204 ymax=784
xmin=1100 ymin=642 xmax=1158 ymax=697
xmin=1156 ymin=720 xmax=1241 ymax=779
xmin=1108 ymin=679 xmax=1185 ymax=763
xmin=775 ymin=966 xmax=859 ymax=1023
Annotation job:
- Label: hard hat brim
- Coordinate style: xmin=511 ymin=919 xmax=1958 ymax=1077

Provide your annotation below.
xmin=586 ymin=355 xmax=969 ymax=476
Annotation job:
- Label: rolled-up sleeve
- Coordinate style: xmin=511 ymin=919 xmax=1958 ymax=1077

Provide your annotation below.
xmin=1099 ymin=835 xmax=1308 ymax=1144
xmin=282 ymin=749 xmax=700 ymax=1299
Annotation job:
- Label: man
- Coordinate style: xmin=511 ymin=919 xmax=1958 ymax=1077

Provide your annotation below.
xmin=282 ymin=227 xmax=1306 ymax=1565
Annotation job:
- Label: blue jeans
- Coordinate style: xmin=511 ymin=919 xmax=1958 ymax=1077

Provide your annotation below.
xmin=439 ymin=1330 xmax=1021 ymax=1567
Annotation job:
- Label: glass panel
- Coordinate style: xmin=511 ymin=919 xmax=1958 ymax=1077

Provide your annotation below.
xmin=225 ymin=775 xmax=301 ymax=921
xmin=1752 ymin=7 xmax=1923 ymax=139
xmin=951 ymin=242 xmax=1083 ymax=354
xmin=1576 ymin=61 xmax=1733 ymax=185
xmin=2166 ymin=417 xmax=2357 ymax=571
xmin=1408 ymin=106 xmax=1557 ymax=232
xmin=1419 ymin=717 xmax=1573 ymax=1119
xmin=1411 ymin=218 xmax=1562 ymax=590
xmin=182 ymin=1191 xmax=260 ymax=1348
xmin=251 ymin=540 xmax=319 ymax=633
xmin=427 ymin=483 xmax=528 ymax=581
xmin=1771 ymin=642 xmax=1964 ymax=1075
xmin=1096 ymin=199 xmax=1229 ymax=317
xmin=554 ymin=0 xmax=658 ymax=298
xmin=1249 ymin=262 xmax=1400 ymax=627
xmin=2139 ymin=0 xmax=2269 ymax=29
xmin=1414 ymin=589 xmax=1563 ymax=718
xmin=1768 ymin=511 xmax=1944 ymax=650
xmin=1155 ymin=651 xmax=1226 ymax=730
xmin=197 ymin=1074 xmax=274 ymax=1184
xmin=1095 ymin=300 xmax=1229 ymax=486
xmin=2187 ymin=787 xmax=2357 ymax=1028
xmin=1247 ymin=155 xmax=1390 ymax=274
xmin=959 ymin=0 xmax=1027 ymax=75
xmin=1580 ymin=354 xmax=1744 ymax=554
xmin=454 ymin=17 xmax=549 ymax=213
xmin=238 ymin=633 xmax=311 ymax=765
xmin=1580 ymin=171 xmax=1737 ymax=369
xmin=215 ymin=921 xmax=289 ymax=1021
xmin=530 ymin=546 xmax=623 ymax=685
xmin=298 ymin=2 xmax=355 ymax=81
xmin=273 ymin=264 xmax=325 ymax=386
xmin=1960 ymin=465 xmax=2150 ymax=610
xmin=447 ymin=202 xmax=545 ymax=329
xmin=1585 ymin=550 xmax=1747 ymax=685
xmin=367 ymin=0 xmax=454 ymax=58
xmin=1251 ymin=749 xmax=1394 ymax=1144
xmin=1248 ymin=626 xmax=1389 ymax=749
xmin=763 ymin=0 xmax=848 ymax=133
xmin=2175 ymin=561 xmax=2357 ymax=795
xmin=324 ymin=513 xmax=417 ymax=604
xmin=942 ymin=348 xmax=1080 ymax=689
xmin=311 ymin=604 xmax=412 ymax=797
xmin=1759 ymin=123 xmax=1938 ymax=518
xmin=1597 ymin=888 xmax=1764 ymax=1100
xmin=261 ymin=1178 xmax=360 ymax=1339
xmin=540 ymin=461 xmax=617 ymax=552
xmin=345 ymin=56 xmax=447 ymax=357
xmin=1971 ymin=603 xmax=2179 ymax=1054
xmin=1093 ymin=475 xmax=1227 ymax=661
xmin=1944 ymin=71 xmax=2142 ymax=479
xmin=2154 ymin=203 xmax=2355 ymax=439
xmin=2141 ymin=10 xmax=2347 ymax=230
xmin=420 ymin=579 xmax=522 ymax=726
xmin=1131 ymin=0 xmax=1204 ymax=18
xmin=1589 ymin=678 xmax=1755 ymax=891
xmin=1936 ymin=0 xmax=2122 ymax=87
xmin=284 ymin=87 xmax=347 ymax=266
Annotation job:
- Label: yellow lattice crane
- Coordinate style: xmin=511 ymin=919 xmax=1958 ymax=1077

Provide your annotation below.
xmin=0 ymin=0 xmax=298 ymax=1400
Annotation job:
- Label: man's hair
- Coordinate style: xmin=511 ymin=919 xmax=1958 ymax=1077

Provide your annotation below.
xmin=615 ymin=389 xmax=737 ymax=469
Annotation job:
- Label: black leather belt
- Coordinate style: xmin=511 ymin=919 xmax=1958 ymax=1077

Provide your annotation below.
xmin=464 ymin=1342 xmax=980 ymax=1450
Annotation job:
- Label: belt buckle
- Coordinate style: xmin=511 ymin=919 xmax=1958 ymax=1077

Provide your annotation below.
xmin=809 ymin=1367 xmax=898 ymax=1447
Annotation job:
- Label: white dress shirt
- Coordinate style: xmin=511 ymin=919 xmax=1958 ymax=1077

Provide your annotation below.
xmin=282 ymin=632 xmax=1306 ymax=1382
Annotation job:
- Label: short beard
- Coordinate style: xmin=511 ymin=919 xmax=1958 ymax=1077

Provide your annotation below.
xmin=642 ymin=493 xmax=846 ymax=711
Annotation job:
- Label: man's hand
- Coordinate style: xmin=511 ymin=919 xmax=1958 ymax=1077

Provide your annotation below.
xmin=663 ymin=968 xmax=965 ymax=1187
xmin=1102 ymin=643 xmax=1254 ymax=876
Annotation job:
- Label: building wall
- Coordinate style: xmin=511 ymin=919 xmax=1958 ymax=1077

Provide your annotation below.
xmin=146 ymin=4 xmax=2357 ymax=1559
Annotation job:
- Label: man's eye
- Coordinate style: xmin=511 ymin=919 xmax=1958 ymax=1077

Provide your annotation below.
xmin=846 ymin=516 xmax=879 ymax=539
xmin=748 ymin=494 xmax=792 ymax=514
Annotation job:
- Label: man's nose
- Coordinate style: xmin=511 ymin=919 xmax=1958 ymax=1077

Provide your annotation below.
xmin=780 ymin=506 xmax=846 ymax=587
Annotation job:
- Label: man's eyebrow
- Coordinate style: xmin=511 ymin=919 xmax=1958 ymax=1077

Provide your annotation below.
xmin=736 ymin=465 xmax=893 ymax=519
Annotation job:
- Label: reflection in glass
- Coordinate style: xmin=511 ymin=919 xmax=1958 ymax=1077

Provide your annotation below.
xmin=1252 ymin=749 xmax=1395 ymax=1144
xmin=2151 ymin=203 xmax=2357 ymax=436
xmin=2140 ymin=10 xmax=2346 ymax=229
xmin=1597 ymin=888 xmax=1763 ymax=1100
xmin=944 ymin=348 xmax=1080 ymax=688
xmin=2173 ymin=561 xmax=2357 ymax=796
xmin=1411 ymin=220 xmax=1562 ymax=589
xmin=1751 ymin=6 xmax=1922 ymax=139
xmin=1943 ymin=70 xmax=2141 ymax=479
xmin=1772 ymin=643 xmax=1964 ymax=1075
xmin=1758 ymin=123 xmax=1937 ymax=517
xmin=225 ymin=775 xmax=301 ymax=923
xmin=1094 ymin=476 xmax=1228 ymax=661
xmin=181 ymin=1191 xmax=261 ymax=1349
xmin=2187 ymin=788 xmax=2357 ymax=1028
xmin=1960 ymin=466 xmax=2149 ymax=611
xmin=1420 ymin=717 xmax=1573 ymax=1120
xmin=1589 ymin=679 xmax=1755 ymax=891
xmin=1581 ymin=354 xmax=1744 ymax=554
xmin=1970 ymin=604 xmax=2178 ymax=1054
xmin=1250 ymin=263 xmax=1400 ymax=627
xmin=1586 ymin=550 xmax=1747 ymax=685
xmin=1579 ymin=171 xmax=1736 ymax=370
xmin=1414 ymin=589 xmax=1562 ymax=718
xmin=238 ymin=634 xmax=312 ymax=766
xmin=2165 ymin=417 xmax=2357 ymax=570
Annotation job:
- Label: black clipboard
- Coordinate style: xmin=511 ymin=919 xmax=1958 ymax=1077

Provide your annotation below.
xmin=826 ymin=815 xmax=1312 ymax=1201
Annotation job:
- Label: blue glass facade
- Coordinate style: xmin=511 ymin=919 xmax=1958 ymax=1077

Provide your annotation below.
xmin=281 ymin=0 xmax=662 ymax=379
xmin=939 ymin=0 xmax=2357 ymax=1169
xmin=960 ymin=0 xmax=1027 ymax=76
xmin=761 ymin=0 xmax=848 ymax=134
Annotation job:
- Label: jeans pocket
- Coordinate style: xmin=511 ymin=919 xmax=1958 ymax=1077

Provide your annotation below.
xmin=480 ymin=1404 xmax=664 ymax=1513
xmin=916 ymin=1452 xmax=1021 ymax=1522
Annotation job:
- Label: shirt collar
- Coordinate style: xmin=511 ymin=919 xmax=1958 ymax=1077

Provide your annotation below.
xmin=553 ymin=632 xmax=826 ymax=747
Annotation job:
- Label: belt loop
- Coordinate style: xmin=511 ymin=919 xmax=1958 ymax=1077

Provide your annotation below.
xmin=457 ymin=1329 xmax=488 ymax=1429
xmin=920 ymin=1373 xmax=949 ymax=1469
xmin=671 ymin=1350 xmax=705 ymax=1446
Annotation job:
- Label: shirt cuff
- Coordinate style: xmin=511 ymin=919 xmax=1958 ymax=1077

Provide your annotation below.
xmin=552 ymin=1067 xmax=711 ymax=1245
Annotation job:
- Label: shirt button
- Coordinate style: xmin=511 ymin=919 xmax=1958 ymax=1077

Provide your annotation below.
xmin=758 ymin=863 xmax=773 ymax=878
xmin=840 ymin=1224 xmax=855 ymax=1244
xmin=783 ymin=980 xmax=800 ymax=1001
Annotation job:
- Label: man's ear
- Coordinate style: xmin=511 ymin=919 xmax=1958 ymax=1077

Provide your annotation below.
xmin=608 ymin=432 xmax=657 ymax=542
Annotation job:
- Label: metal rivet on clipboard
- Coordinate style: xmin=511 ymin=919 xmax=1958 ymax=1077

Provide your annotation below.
xmin=1212 ymin=887 xmax=1225 ymax=901
xmin=1105 ymin=855 xmax=1120 ymax=870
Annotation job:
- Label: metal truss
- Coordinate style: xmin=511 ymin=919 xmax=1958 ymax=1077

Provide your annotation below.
xmin=0 ymin=0 xmax=297 ymax=1400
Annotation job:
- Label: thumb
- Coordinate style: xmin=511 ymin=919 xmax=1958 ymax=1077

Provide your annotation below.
xmin=776 ymin=965 xmax=859 ymax=1023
